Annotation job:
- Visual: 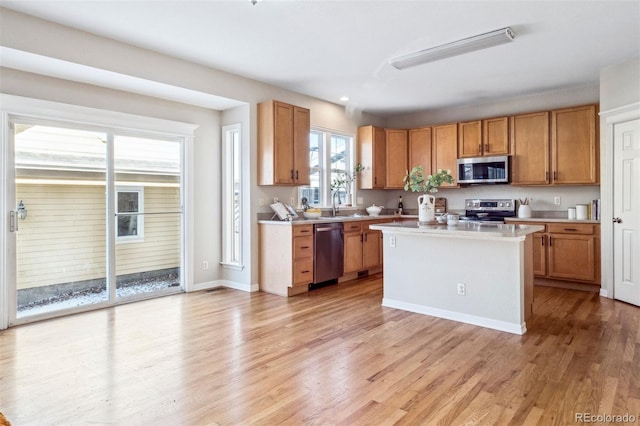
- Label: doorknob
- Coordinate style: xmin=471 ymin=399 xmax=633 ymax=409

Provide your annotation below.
xmin=612 ymin=217 xmax=622 ymax=223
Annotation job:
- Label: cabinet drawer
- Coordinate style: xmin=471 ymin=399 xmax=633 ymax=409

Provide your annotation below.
xmin=293 ymin=225 xmax=313 ymax=237
xmin=548 ymin=223 xmax=595 ymax=235
xmin=344 ymin=222 xmax=362 ymax=233
xmin=293 ymin=260 xmax=313 ymax=285
xmin=293 ymin=235 xmax=313 ymax=260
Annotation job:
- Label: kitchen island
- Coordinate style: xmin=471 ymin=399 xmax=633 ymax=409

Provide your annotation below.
xmin=369 ymin=221 xmax=544 ymax=335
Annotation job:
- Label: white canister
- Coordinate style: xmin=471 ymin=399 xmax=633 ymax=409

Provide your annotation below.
xmin=568 ymin=207 xmax=577 ymax=220
xmin=518 ymin=205 xmax=532 ymax=218
xmin=576 ymin=204 xmax=588 ymax=220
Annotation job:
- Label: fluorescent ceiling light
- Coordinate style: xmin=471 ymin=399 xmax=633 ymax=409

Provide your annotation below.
xmin=339 ymin=96 xmax=350 ymax=102
xmin=389 ymin=27 xmax=515 ymax=70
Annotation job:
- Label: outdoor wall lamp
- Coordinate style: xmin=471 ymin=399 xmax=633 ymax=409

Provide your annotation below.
xmin=16 ymin=200 xmax=27 ymax=220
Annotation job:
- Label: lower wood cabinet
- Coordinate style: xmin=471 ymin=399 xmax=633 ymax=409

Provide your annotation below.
xmin=259 ymin=223 xmax=314 ymax=297
xmin=510 ymin=220 xmax=600 ymax=287
xmin=343 ymin=220 xmax=388 ymax=276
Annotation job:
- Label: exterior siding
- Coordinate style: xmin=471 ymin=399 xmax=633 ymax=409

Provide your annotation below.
xmin=16 ymin=184 xmax=180 ymax=290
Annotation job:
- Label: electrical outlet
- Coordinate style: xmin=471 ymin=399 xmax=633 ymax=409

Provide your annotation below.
xmin=356 ymin=197 xmax=364 ymax=205
xmin=554 ymin=196 xmax=561 ymax=205
xmin=290 ymin=197 xmax=295 ymax=206
xmin=457 ymin=283 xmax=466 ymax=296
xmin=390 ymin=236 xmax=396 ymax=248
xmin=203 ymin=260 xmax=209 ymax=270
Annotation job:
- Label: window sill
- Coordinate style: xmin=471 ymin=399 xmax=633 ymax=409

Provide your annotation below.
xmin=220 ymin=262 xmax=244 ymax=271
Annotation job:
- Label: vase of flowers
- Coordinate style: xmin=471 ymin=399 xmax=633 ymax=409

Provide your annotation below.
xmin=403 ymin=166 xmax=454 ymax=222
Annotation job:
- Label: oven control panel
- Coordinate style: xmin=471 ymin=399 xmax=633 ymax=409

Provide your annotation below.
xmin=465 ymin=199 xmax=515 ymax=211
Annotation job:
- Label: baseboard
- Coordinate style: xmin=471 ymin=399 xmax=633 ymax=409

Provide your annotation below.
xmin=191 ymin=280 xmax=258 ymax=293
xmin=382 ymin=298 xmax=526 ymax=335
xmin=599 ymin=288 xmax=609 ymax=298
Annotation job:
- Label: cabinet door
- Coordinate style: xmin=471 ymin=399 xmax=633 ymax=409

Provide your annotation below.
xmin=432 ymin=123 xmax=458 ymax=186
xmin=483 ymin=117 xmax=509 ymax=156
xmin=458 ymin=121 xmax=482 ymax=158
xmin=273 ymin=101 xmax=295 ymax=185
xmin=385 ymin=129 xmax=408 ymax=189
xmin=551 ymin=104 xmax=598 ymax=184
xmin=533 ymin=232 xmax=547 ymax=276
xmin=344 ymin=232 xmax=363 ymax=273
xmin=409 ymin=127 xmax=432 ymax=175
xmin=548 ymin=234 xmax=595 ymax=282
xmin=358 ymin=126 xmax=386 ymax=189
xmin=362 ymin=230 xmax=381 ymax=269
xmin=293 ymin=106 xmax=311 ymax=185
xmin=510 ymin=112 xmax=550 ymax=185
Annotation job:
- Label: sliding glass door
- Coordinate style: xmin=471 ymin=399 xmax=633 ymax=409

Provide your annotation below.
xmin=7 ymin=119 xmax=184 ymax=324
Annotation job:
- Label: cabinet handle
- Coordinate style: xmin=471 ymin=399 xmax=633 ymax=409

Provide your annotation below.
xmin=553 ymin=171 xmax=557 ymax=180
xmin=546 ymin=171 xmax=549 ymax=181
xmin=301 ymin=246 xmax=310 ymax=249
xmin=549 ymin=236 xmax=553 ymax=246
xmin=296 ymin=170 xmax=299 ymax=180
xmin=290 ymin=170 xmax=294 ymax=180
xmin=360 ymin=234 xmax=363 ymax=242
xmin=478 ymin=144 xmax=482 ymax=154
xmin=563 ymin=228 xmax=578 ymax=232
xmin=364 ymin=233 xmax=368 ymax=242
xmin=484 ymin=143 xmax=489 ymax=152
xmin=301 ymin=270 xmax=310 ymax=274
xmin=300 ymin=230 xmax=310 ymax=233
xmin=541 ymin=235 xmax=545 ymax=246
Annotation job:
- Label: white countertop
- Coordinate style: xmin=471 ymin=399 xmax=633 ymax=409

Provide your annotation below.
xmin=505 ymin=217 xmax=600 ymax=224
xmin=370 ymin=221 xmax=544 ymax=239
xmin=258 ymin=214 xmax=416 ymax=226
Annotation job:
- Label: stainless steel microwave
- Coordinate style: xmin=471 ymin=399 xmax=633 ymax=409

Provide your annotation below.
xmin=457 ymin=155 xmax=510 ymax=184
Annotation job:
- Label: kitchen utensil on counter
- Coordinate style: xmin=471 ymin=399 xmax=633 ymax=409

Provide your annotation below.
xmin=518 ymin=198 xmax=531 ymax=218
xmin=576 ymin=204 xmax=588 ymax=220
xmin=366 ymin=204 xmax=383 ymax=216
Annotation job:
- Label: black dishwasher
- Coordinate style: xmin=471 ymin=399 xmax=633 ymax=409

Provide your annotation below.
xmin=313 ymin=222 xmax=344 ymax=284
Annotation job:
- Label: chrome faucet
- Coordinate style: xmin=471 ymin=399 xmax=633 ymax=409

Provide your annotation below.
xmin=332 ymin=191 xmax=340 ymax=217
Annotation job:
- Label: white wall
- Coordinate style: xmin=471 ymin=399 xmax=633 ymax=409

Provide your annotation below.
xmin=600 ymin=58 xmax=640 ymax=112
xmin=0 ymin=8 xmax=385 ymax=291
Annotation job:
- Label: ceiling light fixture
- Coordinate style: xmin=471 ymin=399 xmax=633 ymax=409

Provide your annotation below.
xmin=249 ymin=0 xmax=263 ymax=5
xmin=389 ymin=27 xmax=515 ymax=70
xmin=339 ymin=96 xmax=350 ymax=102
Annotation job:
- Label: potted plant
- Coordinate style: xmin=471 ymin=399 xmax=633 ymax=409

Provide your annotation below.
xmin=331 ymin=163 xmax=364 ymax=206
xmin=403 ymin=166 xmax=454 ymax=222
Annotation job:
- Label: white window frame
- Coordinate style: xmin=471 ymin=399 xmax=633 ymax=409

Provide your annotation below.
xmin=299 ymin=128 xmax=355 ymax=208
xmin=116 ymin=186 xmax=144 ymax=242
xmin=221 ymin=123 xmax=243 ymax=270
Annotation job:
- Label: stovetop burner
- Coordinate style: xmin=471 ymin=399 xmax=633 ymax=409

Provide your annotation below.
xmin=462 ymin=198 xmax=516 ymax=223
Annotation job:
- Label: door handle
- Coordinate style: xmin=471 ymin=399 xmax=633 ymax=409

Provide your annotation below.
xmin=9 ymin=210 xmax=15 ymax=232
xmin=612 ymin=217 xmax=622 ymax=223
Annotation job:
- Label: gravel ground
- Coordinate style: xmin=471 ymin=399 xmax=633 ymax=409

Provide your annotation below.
xmin=18 ymin=275 xmax=180 ymax=317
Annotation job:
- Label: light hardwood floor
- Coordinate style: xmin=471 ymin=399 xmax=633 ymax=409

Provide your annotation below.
xmin=1 ymin=275 xmax=638 ymax=425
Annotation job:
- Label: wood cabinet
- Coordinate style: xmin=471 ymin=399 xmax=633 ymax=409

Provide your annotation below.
xmin=510 ymin=111 xmax=550 ymax=185
xmin=259 ymin=223 xmax=314 ymax=296
xmin=551 ymin=104 xmax=598 ymax=184
xmin=458 ymin=118 xmax=509 ymax=158
xmin=385 ymin=129 xmax=408 ymax=189
xmin=408 ymin=127 xmax=432 ymax=175
xmin=511 ymin=104 xmax=598 ymax=185
xmin=432 ymin=123 xmax=458 ymax=187
xmin=343 ymin=220 xmax=388 ymax=275
xmin=358 ymin=126 xmax=386 ymax=189
xmin=509 ymin=220 xmax=600 ymax=287
xmin=258 ymin=100 xmax=310 ymax=186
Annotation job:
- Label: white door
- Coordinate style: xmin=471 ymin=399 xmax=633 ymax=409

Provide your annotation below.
xmin=613 ymin=118 xmax=640 ymax=306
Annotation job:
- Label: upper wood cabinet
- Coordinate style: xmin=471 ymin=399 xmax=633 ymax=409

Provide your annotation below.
xmin=409 ymin=127 xmax=432 ymax=175
xmin=358 ymin=125 xmax=386 ymax=189
xmin=258 ymin=100 xmax=310 ymax=186
xmin=510 ymin=111 xmax=550 ymax=185
xmin=458 ymin=118 xmax=509 ymax=158
xmin=432 ymin=123 xmax=458 ymax=187
xmin=385 ymin=129 xmax=408 ymax=189
xmin=551 ymin=104 xmax=598 ymax=184
xmin=511 ymin=104 xmax=598 ymax=186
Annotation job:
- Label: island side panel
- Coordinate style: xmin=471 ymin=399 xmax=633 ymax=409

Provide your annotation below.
xmin=381 ymin=232 xmax=529 ymax=334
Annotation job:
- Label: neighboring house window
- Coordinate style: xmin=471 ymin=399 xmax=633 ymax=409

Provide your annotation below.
xmin=221 ymin=124 xmax=243 ymax=269
xmin=299 ymin=129 xmax=354 ymax=208
xmin=117 ymin=188 xmax=144 ymax=241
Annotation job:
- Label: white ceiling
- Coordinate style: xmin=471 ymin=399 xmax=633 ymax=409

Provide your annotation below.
xmin=2 ymin=1 xmax=639 ymax=117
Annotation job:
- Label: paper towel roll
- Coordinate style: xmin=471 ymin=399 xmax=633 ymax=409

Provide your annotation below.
xmin=576 ymin=204 xmax=588 ymax=220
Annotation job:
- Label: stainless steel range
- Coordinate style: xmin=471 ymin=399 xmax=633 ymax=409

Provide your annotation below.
xmin=461 ymin=198 xmax=516 ymax=223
